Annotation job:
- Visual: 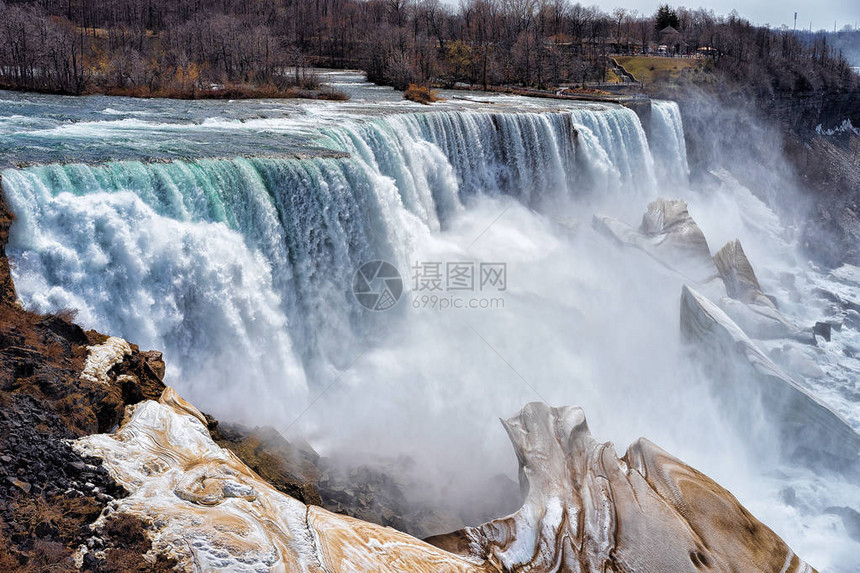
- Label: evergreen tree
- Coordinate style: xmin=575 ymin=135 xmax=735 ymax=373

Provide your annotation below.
xmin=655 ymin=5 xmax=680 ymax=31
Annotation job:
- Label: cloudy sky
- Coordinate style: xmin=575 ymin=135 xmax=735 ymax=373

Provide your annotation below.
xmin=589 ymin=0 xmax=859 ymax=32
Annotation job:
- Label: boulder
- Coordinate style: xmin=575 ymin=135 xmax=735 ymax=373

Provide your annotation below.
xmin=713 ymin=239 xmax=773 ymax=307
xmin=74 ymin=388 xmax=487 ymax=573
xmin=680 ymin=285 xmax=860 ymax=469
xmin=639 ymin=198 xmax=712 ymax=261
xmin=427 ymin=403 xmax=817 ymax=573
xmin=711 ymin=239 xmax=812 ymax=342
xmin=813 ymin=322 xmax=832 ymax=342
xmin=76 ymin=390 xmax=820 ymax=573
xmin=593 ymin=198 xmax=722 ymax=293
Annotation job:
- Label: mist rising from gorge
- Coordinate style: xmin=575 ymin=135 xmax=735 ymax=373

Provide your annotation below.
xmin=2 ymin=89 xmax=859 ymax=569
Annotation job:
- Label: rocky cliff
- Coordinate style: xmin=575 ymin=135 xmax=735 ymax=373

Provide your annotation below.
xmin=658 ymin=85 xmax=860 ymax=267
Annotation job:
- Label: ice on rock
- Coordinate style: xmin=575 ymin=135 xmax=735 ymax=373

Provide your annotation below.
xmin=680 ymin=285 xmax=860 ymax=469
xmin=75 ymin=388 xmax=819 ymax=573
xmin=74 ymin=388 xmax=483 ymax=573
xmin=713 ymin=239 xmax=812 ymax=342
xmin=593 ymin=198 xmax=726 ymax=298
xmin=713 ymin=239 xmax=772 ymax=306
xmin=427 ymin=402 xmax=817 ymax=573
xmin=80 ymin=336 xmax=132 ymax=384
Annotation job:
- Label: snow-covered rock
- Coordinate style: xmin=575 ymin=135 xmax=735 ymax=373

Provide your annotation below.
xmin=80 ymin=336 xmax=132 ymax=384
xmin=593 ymin=198 xmax=724 ymax=296
xmin=75 ymin=388 xmax=822 ymax=573
xmin=680 ymin=285 xmax=860 ymax=469
xmin=74 ymin=388 xmax=484 ymax=573
xmin=428 ymin=402 xmax=816 ymax=573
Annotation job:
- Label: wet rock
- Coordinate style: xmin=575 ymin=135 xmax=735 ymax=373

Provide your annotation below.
xmin=713 ymin=239 xmax=774 ymax=306
xmin=210 ymin=422 xmax=322 ymax=506
xmin=814 ymin=321 xmax=832 ymax=341
xmin=680 ymin=285 xmax=860 ymax=469
xmin=427 ymin=403 xmax=817 ymax=573
xmin=76 ymin=389 xmax=819 ymax=573
xmin=76 ymin=388 xmax=479 ymax=572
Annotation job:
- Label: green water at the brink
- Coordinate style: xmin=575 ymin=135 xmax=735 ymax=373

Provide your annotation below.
xmin=0 ymin=70 xmax=606 ymax=168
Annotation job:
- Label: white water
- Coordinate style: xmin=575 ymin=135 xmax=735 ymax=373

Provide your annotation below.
xmin=3 ymin=98 xmax=859 ymax=570
xmin=650 ymin=100 xmax=689 ymax=185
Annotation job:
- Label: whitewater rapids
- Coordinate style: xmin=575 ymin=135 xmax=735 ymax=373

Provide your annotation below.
xmin=2 ymin=88 xmax=859 ymax=570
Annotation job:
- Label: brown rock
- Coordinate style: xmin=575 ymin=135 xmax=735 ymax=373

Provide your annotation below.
xmin=6 ymin=477 xmax=31 ymax=494
xmin=427 ymin=403 xmax=817 ymax=573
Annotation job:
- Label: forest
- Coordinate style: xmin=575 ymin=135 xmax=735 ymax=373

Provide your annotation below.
xmin=0 ymin=0 xmax=856 ymax=98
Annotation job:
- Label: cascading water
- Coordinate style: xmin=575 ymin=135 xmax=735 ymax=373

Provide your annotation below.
xmin=1 ymin=105 xmax=667 ymax=417
xmin=650 ymin=100 xmax=689 ymax=186
xmin=3 ymin=91 xmax=858 ymax=570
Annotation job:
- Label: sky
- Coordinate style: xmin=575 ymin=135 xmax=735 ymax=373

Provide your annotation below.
xmin=588 ymin=0 xmax=860 ymax=32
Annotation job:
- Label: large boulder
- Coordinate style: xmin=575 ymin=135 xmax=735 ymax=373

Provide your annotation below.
xmin=680 ymin=285 xmax=860 ymax=469
xmin=639 ymin=198 xmax=712 ymax=261
xmin=593 ymin=198 xmax=722 ymax=292
xmin=427 ymin=403 xmax=817 ymax=573
xmin=712 ymin=240 xmax=813 ymax=342
xmin=713 ymin=239 xmax=773 ymax=307
xmin=76 ymin=389 xmax=820 ymax=572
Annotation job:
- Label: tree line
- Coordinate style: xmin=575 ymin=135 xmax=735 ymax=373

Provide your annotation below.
xmin=0 ymin=0 xmax=855 ymax=97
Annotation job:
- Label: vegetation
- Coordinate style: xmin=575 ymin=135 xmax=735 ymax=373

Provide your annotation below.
xmin=403 ymin=84 xmax=444 ymax=104
xmin=655 ymin=5 xmax=681 ymax=31
xmin=0 ymin=0 xmax=854 ymax=98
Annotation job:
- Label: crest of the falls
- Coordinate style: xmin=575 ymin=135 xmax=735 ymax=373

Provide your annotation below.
xmin=1 ymin=104 xmax=678 ymax=418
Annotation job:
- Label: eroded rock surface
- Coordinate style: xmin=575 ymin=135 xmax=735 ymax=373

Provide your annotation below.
xmin=75 ymin=389 xmax=819 ymax=573
xmin=680 ymin=285 xmax=860 ymax=468
xmin=74 ymin=388 xmax=490 ymax=572
xmin=427 ymin=402 xmax=816 ymax=573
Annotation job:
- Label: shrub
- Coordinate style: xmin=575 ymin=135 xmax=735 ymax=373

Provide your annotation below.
xmin=403 ymin=84 xmax=443 ymax=105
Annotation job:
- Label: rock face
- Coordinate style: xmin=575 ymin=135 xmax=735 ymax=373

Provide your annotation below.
xmin=75 ymin=390 xmax=817 ymax=573
xmin=713 ymin=239 xmax=771 ymax=306
xmin=0 ymin=309 xmax=176 ymax=570
xmin=593 ymin=198 xmax=720 ymax=286
xmin=712 ymin=239 xmax=811 ymax=342
xmin=680 ymin=285 xmax=860 ymax=468
xmin=208 ymin=419 xmax=324 ymax=506
xmin=427 ymin=402 xmax=816 ymax=573
xmin=74 ymin=388 xmax=489 ymax=572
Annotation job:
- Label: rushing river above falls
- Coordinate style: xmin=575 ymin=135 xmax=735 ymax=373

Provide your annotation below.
xmin=1 ymin=73 xmax=859 ymax=570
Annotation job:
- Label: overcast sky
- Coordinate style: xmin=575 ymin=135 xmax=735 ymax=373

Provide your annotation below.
xmin=587 ymin=0 xmax=860 ymax=32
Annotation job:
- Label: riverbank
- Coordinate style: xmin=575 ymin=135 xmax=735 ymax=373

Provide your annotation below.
xmin=0 ymin=81 xmax=349 ymax=101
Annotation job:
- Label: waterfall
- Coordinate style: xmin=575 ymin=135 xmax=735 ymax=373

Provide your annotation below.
xmin=1 ymin=105 xmax=669 ymax=420
xmin=650 ymin=100 xmax=690 ymax=187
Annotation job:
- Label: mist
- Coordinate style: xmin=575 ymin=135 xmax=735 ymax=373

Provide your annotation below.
xmin=3 ymin=92 xmax=859 ymax=570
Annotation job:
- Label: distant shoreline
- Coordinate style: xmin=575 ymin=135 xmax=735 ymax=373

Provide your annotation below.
xmin=0 ymin=82 xmax=349 ymax=102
